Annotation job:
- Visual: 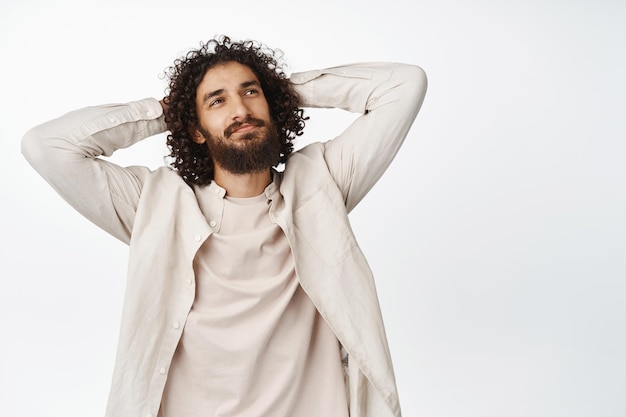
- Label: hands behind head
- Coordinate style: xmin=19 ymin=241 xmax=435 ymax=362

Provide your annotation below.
xmin=159 ymin=97 xmax=169 ymax=113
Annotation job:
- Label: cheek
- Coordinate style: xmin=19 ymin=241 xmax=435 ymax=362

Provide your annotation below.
xmin=200 ymin=114 xmax=224 ymax=135
xmin=256 ymin=104 xmax=272 ymax=121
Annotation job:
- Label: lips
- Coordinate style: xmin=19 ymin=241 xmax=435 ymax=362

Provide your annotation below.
xmin=225 ymin=117 xmax=266 ymax=138
xmin=232 ymin=123 xmax=255 ymax=134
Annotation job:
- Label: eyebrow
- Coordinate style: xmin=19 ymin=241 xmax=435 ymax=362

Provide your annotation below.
xmin=201 ymin=80 xmax=261 ymax=105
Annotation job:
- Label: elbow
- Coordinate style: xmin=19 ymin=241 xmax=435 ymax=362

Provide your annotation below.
xmin=21 ymin=127 xmax=44 ymax=167
xmin=21 ymin=126 xmax=60 ymax=174
xmin=403 ymin=65 xmax=428 ymax=111
xmin=385 ymin=63 xmax=428 ymax=115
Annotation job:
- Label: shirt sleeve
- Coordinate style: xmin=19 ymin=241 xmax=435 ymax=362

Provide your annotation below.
xmin=290 ymin=62 xmax=427 ymax=212
xmin=21 ymin=98 xmax=167 ymax=244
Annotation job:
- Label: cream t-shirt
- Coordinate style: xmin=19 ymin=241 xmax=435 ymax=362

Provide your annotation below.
xmin=159 ymin=186 xmax=348 ymax=417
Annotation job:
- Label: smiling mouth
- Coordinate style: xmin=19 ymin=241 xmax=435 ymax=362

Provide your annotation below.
xmin=232 ymin=124 xmax=256 ymax=134
xmin=225 ymin=118 xmax=266 ymax=138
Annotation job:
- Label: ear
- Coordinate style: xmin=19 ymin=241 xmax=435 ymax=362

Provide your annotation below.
xmin=191 ymin=128 xmax=207 ymax=144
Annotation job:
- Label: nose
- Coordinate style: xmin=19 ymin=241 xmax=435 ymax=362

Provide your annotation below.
xmin=230 ymin=96 xmax=251 ymax=121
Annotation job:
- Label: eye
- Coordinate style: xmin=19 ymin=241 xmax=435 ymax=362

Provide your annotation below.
xmin=244 ymin=88 xmax=258 ymax=96
xmin=209 ymin=98 xmax=223 ymax=107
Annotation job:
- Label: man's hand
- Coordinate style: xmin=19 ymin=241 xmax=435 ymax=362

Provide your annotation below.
xmin=159 ymin=97 xmax=169 ymax=113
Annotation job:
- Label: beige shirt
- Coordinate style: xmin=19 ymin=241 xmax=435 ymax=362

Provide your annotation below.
xmin=22 ymin=63 xmax=427 ymax=417
xmin=159 ymin=186 xmax=348 ymax=417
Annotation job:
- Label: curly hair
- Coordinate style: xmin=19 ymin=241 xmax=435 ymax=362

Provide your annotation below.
xmin=163 ymin=35 xmax=307 ymax=185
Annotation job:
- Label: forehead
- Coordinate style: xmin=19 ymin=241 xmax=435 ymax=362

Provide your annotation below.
xmin=197 ymin=61 xmax=259 ymax=91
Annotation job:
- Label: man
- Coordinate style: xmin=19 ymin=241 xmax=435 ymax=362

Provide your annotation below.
xmin=22 ymin=36 xmax=427 ymax=417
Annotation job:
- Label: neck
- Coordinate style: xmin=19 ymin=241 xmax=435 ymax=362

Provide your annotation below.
xmin=213 ymin=166 xmax=272 ymax=198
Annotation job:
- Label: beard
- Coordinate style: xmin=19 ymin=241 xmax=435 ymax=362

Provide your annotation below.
xmin=199 ymin=117 xmax=282 ymax=175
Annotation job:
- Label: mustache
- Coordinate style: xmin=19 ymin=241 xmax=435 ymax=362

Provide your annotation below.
xmin=224 ymin=117 xmax=267 ymax=138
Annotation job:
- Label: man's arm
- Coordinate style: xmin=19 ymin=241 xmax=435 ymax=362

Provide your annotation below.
xmin=21 ymin=98 xmax=167 ymax=243
xmin=290 ymin=62 xmax=427 ymax=212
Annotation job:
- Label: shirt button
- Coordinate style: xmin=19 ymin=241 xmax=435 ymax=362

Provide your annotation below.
xmin=213 ymin=188 xmax=220 ymax=194
xmin=209 ymin=220 xmax=217 ymax=227
xmin=187 ymin=278 xmax=193 ymax=285
xmin=108 ymin=117 xmax=116 ymax=123
xmin=173 ymin=321 xmax=180 ymax=329
xmin=194 ymin=234 xmax=202 ymax=242
xmin=160 ymin=367 xmax=166 ymax=375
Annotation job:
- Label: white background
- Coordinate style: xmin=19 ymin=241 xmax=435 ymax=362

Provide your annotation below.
xmin=1 ymin=0 xmax=625 ymax=416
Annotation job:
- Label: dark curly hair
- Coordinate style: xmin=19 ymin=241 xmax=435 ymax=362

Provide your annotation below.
xmin=163 ymin=35 xmax=307 ymax=185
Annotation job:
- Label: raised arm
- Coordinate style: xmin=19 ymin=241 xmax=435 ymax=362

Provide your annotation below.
xmin=291 ymin=62 xmax=427 ymax=212
xmin=21 ymin=98 xmax=167 ymax=243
